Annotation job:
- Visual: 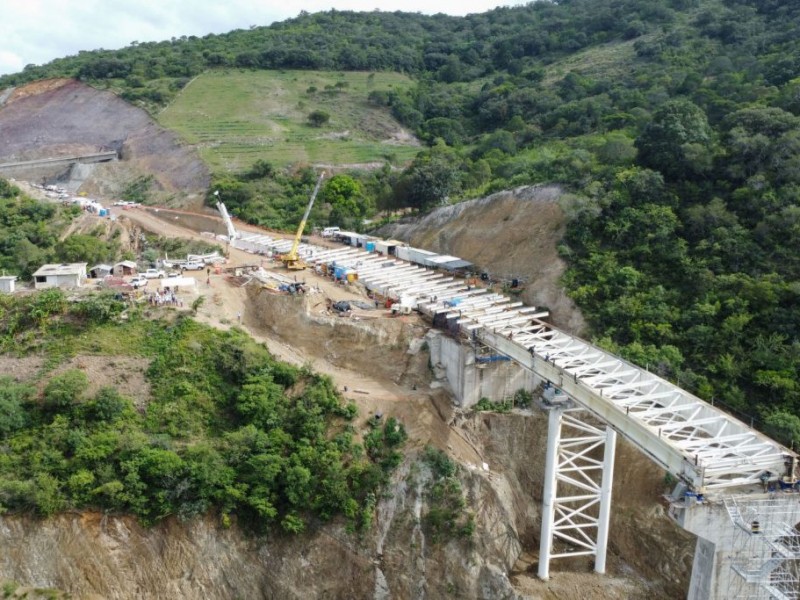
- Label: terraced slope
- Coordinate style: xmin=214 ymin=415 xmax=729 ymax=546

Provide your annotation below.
xmin=159 ymin=70 xmax=420 ymax=172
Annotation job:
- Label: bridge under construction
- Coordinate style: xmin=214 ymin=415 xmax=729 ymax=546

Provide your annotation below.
xmin=219 ymin=204 xmax=800 ymax=600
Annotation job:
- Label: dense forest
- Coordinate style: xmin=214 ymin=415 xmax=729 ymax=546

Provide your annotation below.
xmin=1 ymin=0 xmax=799 ymax=443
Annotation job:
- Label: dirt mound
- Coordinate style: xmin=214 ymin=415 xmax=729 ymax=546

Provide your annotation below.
xmin=376 ymin=185 xmax=586 ymax=334
xmin=0 ymin=79 xmax=208 ymax=203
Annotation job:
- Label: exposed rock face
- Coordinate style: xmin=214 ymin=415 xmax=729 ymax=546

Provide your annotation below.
xmin=375 ymin=186 xmax=585 ymax=334
xmin=0 ymin=412 xmax=694 ymax=600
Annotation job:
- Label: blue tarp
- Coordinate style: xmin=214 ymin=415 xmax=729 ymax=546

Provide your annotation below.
xmin=365 ymin=242 xmax=376 ymax=252
xmin=476 ymin=355 xmax=511 ymax=364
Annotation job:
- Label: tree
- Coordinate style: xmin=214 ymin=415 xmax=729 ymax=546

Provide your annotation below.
xmin=43 ymin=369 xmax=88 ymax=410
xmin=635 ymin=99 xmax=714 ymax=179
xmin=764 ymin=411 xmax=800 ymax=448
xmin=56 ymin=234 xmax=114 ymax=265
xmin=0 ymin=377 xmax=31 ymax=438
xmin=320 ymin=175 xmax=367 ymax=226
xmin=243 ymin=159 xmax=274 ymax=180
xmin=0 ymin=178 xmax=20 ymax=198
xmin=396 ymin=143 xmax=463 ymax=210
xmin=308 ymin=110 xmax=330 ymax=127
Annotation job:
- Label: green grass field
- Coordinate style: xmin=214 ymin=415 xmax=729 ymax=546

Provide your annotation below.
xmin=159 ymin=70 xmax=421 ymax=173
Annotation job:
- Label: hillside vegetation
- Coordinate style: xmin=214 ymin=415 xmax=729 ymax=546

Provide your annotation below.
xmin=1 ymin=0 xmax=799 ymax=443
xmin=0 ymin=291 xmax=405 ymax=531
xmin=159 ymin=70 xmax=419 ymax=171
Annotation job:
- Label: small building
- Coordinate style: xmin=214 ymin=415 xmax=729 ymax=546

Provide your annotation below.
xmin=114 ymin=260 xmax=138 ymax=277
xmin=89 ymin=264 xmax=113 ymax=278
xmin=426 ymin=255 xmax=474 ymax=272
xmin=375 ymin=239 xmax=403 ymax=256
xmin=32 ymin=263 xmax=87 ymax=290
xmin=335 ymin=231 xmax=373 ymax=248
xmin=396 ymin=246 xmax=437 ymax=266
xmin=0 ymin=275 xmax=17 ymax=294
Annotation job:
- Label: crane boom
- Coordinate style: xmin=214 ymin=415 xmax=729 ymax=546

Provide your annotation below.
xmin=283 ymin=171 xmax=325 ymax=269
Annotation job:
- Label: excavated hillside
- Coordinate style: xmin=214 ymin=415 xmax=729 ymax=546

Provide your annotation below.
xmin=376 ymin=186 xmax=585 ymax=334
xmin=0 ymin=84 xmax=697 ymax=595
xmin=0 ymin=79 xmax=208 ymax=202
xmin=0 ymin=203 xmax=697 ymax=599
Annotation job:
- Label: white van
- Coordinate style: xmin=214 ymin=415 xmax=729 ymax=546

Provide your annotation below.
xmin=322 ymin=227 xmax=341 ymax=238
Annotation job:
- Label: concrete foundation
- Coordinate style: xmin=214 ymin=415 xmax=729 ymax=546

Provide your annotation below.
xmin=426 ymin=330 xmax=539 ymax=408
xmin=674 ymin=493 xmax=800 ymax=599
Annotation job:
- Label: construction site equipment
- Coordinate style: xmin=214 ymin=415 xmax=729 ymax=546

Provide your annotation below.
xmin=214 ymin=193 xmax=238 ymax=242
xmin=282 ymin=172 xmax=325 ymax=270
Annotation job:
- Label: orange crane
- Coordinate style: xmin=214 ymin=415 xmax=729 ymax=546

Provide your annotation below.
xmin=282 ymin=171 xmax=325 ymax=270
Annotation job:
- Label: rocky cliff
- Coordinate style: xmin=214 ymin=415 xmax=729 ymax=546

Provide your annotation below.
xmin=0 ymin=410 xmax=694 ymax=600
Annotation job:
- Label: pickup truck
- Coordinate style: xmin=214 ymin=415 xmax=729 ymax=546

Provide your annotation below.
xmin=143 ymin=268 xmax=166 ymax=279
xmin=181 ymin=261 xmax=204 ymax=271
xmin=130 ymin=275 xmax=148 ymax=288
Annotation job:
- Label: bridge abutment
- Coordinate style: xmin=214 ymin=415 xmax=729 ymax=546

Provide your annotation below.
xmin=426 ymin=330 xmax=539 ymax=408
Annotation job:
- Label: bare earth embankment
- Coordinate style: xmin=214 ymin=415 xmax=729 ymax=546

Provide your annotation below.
xmin=0 ymin=79 xmax=208 ymax=203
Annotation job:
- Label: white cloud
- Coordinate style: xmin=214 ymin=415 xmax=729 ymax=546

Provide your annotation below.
xmin=0 ymin=0 xmax=525 ymax=76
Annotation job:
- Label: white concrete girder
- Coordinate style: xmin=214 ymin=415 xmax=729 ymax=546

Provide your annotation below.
xmin=418 ymin=289 xmax=487 ymax=310
xmin=496 ymin=315 xmax=551 ymax=330
xmin=449 ymin=300 xmax=512 ymax=319
xmin=428 ymin=292 xmax=494 ymax=315
xmin=463 ymin=302 xmax=516 ymax=317
xmin=360 ymin=263 xmax=422 ymax=277
xmin=390 ymin=281 xmax=463 ymax=298
xmin=391 ymin=278 xmax=456 ymax=293
xmin=355 ymin=264 xmax=403 ymax=277
xmin=364 ymin=270 xmax=441 ymax=286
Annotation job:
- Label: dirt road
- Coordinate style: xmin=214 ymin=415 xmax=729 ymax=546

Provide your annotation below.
xmin=119 ymin=206 xmax=484 ymax=466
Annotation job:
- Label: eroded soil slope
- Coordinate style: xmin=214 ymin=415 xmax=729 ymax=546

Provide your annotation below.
xmin=0 ymin=79 xmax=208 ymax=202
xmin=376 ymin=186 xmax=585 ymax=334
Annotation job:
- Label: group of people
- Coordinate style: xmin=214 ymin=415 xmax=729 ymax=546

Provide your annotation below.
xmin=147 ymin=288 xmax=182 ymax=307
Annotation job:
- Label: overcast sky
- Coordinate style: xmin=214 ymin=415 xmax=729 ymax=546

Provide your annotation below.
xmin=0 ymin=0 xmax=526 ymax=76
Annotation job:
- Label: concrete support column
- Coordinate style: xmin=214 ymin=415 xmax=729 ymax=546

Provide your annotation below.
xmin=594 ymin=426 xmax=617 ymax=574
xmin=538 ymin=406 xmax=563 ymax=580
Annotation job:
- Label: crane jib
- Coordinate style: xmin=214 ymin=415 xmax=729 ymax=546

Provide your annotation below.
xmin=286 ymin=171 xmax=325 ymax=262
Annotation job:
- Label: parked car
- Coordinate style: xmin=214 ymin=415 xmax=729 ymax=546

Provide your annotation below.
xmin=143 ymin=268 xmax=166 ymax=279
xmin=167 ymin=270 xmax=181 ymax=278
xmin=181 ymin=261 xmax=204 ymax=271
xmin=130 ymin=275 xmax=148 ymax=288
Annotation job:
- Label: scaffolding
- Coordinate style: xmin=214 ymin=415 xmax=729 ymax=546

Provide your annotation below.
xmin=724 ymin=495 xmax=800 ymax=599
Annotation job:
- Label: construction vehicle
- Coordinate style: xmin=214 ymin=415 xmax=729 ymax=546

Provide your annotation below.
xmin=282 ymin=171 xmax=325 ymax=270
